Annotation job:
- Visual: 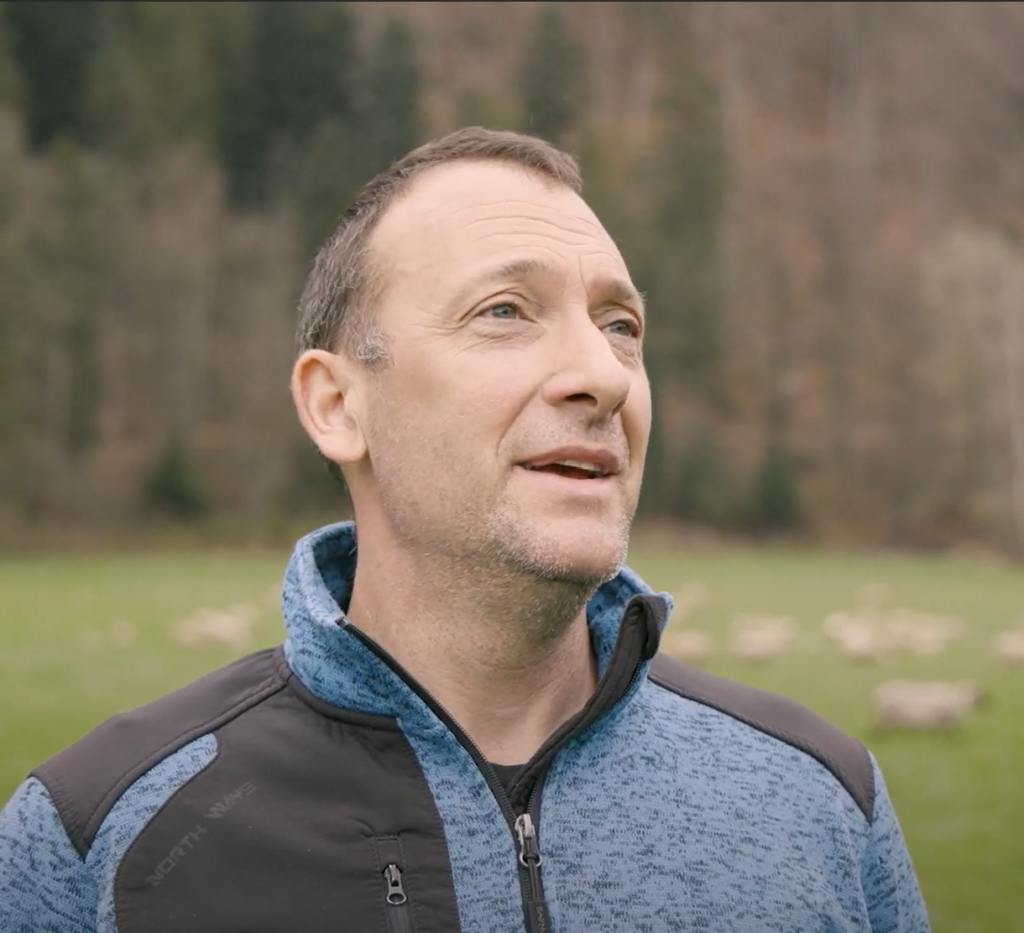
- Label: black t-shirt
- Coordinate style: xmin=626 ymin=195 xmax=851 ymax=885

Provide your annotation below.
xmin=489 ymin=762 xmax=525 ymax=798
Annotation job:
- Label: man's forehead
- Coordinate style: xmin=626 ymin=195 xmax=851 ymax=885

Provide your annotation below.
xmin=374 ymin=160 xmax=610 ymax=249
xmin=371 ymin=161 xmax=626 ymax=283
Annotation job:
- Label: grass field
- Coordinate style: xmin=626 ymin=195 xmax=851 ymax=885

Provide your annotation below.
xmin=1 ymin=544 xmax=1022 ymax=931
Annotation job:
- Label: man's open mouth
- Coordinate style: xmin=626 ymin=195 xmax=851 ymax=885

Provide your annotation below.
xmin=521 ymin=459 xmax=611 ymax=479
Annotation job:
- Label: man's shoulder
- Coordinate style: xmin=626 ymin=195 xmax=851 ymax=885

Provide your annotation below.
xmin=31 ymin=647 xmax=287 ymax=856
xmin=646 ymin=653 xmax=875 ymax=821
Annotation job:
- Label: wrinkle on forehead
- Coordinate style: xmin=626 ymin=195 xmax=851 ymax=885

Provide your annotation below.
xmin=454 ymin=199 xmax=605 ymax=233
xmin=473 ymin=230 xmax=605 ymax=250
xmin=370 ymin=162 xmax=630 ymax=308
xmin=420 ymin=209 xmax=613 ymax=252
xmin=421 ymin=210 xmax=623 ymax=270
xmin=377 ymin=163 xmax=606 ymax=238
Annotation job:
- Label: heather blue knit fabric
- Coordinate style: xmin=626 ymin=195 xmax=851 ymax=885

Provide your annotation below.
xmin=0 ymin=778 xmax=96 ymax=933
xmin=538 ymin=683 xmax=922 ymax=932
xmin=0 ymin=739 xmax=218 ymax=933
xmin=88 ymin=736 xmax=217 ymax=933
xmin=0 ymin=521 xmax=929 ymax=932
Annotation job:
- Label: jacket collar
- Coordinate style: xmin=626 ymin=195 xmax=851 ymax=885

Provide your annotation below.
xmin=281 ymin=521 xmax=673 ymax=737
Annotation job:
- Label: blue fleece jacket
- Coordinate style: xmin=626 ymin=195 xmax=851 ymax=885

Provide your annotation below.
xmin=0 ymin=521 xmax=929 ymax=932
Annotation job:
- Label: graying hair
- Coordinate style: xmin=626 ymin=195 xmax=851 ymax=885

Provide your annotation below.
xmin=295 ymin=127 xmax=583 ymax=366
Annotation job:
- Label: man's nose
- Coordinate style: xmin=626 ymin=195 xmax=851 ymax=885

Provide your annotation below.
xmin=541 ymin=311 xmax=632 ymax=419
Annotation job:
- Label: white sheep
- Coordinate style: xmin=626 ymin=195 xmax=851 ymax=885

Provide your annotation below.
xmin=887 ymin=610 xmax=962 ymax=657
xmin=823 ymin=609 xmax=962 ymax=661
xmin=871 ymin=680 xmax=984 ymax=733
xmin=660 ymin=629 xmax=711 ymax=666
xmin=171 ymin=603 xmax=257 ymax=651
xmin=822 ymin=612 xmax=892 ymax=662
xmin=729 ymin=615 xmax=798 ymax=662
xmin=992 ymin=629 xmax=1024 ymax=666
xmin=669 ymin=583 xmax=707 ymax=626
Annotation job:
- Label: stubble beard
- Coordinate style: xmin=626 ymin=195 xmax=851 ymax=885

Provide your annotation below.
xmin=479 ymin=508 xmax=632 ymax=644
xmin=365 ymin=389 xmax=635 ymax=644
xmin=378 ymin=470 xmax=633 ymax=645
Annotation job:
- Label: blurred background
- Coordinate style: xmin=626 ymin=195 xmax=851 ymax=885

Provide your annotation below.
xmin=0 ymin=3 xmax=1022 ymax=930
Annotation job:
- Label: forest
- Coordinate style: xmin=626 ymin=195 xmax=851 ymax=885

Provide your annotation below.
xmin=1 ymin=1 xmax=1023 ymax=552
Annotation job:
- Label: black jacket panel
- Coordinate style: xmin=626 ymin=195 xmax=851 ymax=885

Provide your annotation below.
xmin=37 ymin=647 xmax=462 ymax=933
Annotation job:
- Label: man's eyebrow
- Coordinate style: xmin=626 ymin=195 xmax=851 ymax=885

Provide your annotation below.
xmin=451 ymin=257 xmax=555 ymax=304
xmin=450 ymin=257 xmax=645 ymax=316
xmin=598 ymin=277 xmax=646 ymax=317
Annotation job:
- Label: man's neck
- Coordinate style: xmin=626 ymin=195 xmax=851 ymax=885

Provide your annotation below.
xmin=346 ymin=538 xmax=600 ymax=766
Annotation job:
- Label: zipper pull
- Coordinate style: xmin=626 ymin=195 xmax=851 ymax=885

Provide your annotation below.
xmin=383 ymin=863 xmax=408 ymax=905
xmin=515 ymin=814 xmax=552 ymax=933
xmin=514 ymin=814 xmax=542 ymax=867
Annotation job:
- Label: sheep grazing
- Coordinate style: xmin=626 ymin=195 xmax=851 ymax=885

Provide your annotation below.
xmin=669 ymin=583 xmax=707 ymax=626
xmin=171 ymin=603 xmax=257 ymax=651
xmin=823 ymin=609 xmax=962 ymax=662
xmin=823 ymin=612 xmax=892 ymax=663
xmin=887 ymin=610 xmax=963 ymax=657
xmin=871 ymin=680 xmax=984 ymax=733
xmin=992 ymin=629 xmax=1024 ymax=666
xmin=729 ymin=615 xmax=798 ymax=662
xmin=660 ymin=629 xmax=711 ymax=666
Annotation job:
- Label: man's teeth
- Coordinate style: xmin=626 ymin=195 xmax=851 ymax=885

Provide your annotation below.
xmin=525 ymin=459 xmax=607 ymax=476
xmin=556 ymin=459 xmax=602 ymax=473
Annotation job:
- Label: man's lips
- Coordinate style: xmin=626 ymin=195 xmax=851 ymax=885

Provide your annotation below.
xmin=516 ymin=446 xmax=622 ymax=478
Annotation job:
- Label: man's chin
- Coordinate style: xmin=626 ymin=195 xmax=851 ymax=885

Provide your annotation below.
xmin=502 ymin=524 xmax=629 ymax=587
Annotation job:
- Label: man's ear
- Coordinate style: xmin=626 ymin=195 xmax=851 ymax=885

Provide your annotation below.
xmin=290 ymin=349 xmax=368 ymax=466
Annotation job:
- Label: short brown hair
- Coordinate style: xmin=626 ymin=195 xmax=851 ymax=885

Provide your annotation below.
xmin=295 ymin=127 xmax=582 ymax=364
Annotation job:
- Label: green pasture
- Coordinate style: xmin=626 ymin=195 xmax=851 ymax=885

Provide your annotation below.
xmin=1 ymin=545 xmax=1022 ymax=931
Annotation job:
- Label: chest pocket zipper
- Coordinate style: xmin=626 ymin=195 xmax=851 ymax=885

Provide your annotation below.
xmin=375 ymin=837 xmax=415 ymax=933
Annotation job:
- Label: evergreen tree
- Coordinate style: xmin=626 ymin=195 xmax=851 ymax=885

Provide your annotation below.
xmin=143 ymin=433 xmax=209 ymax=520
xmin=456 ymin=88 xmax=517 ymax=133
xmin=291 ymin=117 xmax=364 ymax=262
xmin=84 ymin=3 xmax=227 ymax=161
xmin=638 ymin=50 xmax=728 ymax=518
xmin=292 ymin=15 xmax=424 ymax=261
xmin=747 ymin=441 xmax=802 ymax=532
xmin=0 ymin=104 xmax=27 ymax=506
xmin=285 ymin=439 xmax=351 ymax=516
xmin=0 ymin=7 xmax=22 ymax=110
xmin=517 ymin=4 xmax=587 ymax=145
xmin=574 ymin=127 xmax=634 ymax=249
xmin=65 ymin=311 xmax=100 ymax=454
xmin=216 ymin=2 xmax=357 ymax=206
xmin=360 ymin=17 xmax=424 ymax=175
xmin=674 ymin=424 xmax=739 ymax=527
xmin=4 ymin=1 xmax=102 ymax=150
xmin=44 ymin=141 xmax=117 ymax=460
xmin=648 ymin=52 xmax=728 ymax=403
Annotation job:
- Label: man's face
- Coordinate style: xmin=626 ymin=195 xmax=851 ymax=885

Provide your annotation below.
xmin=355 ymin=160 xmax=651 ymax=585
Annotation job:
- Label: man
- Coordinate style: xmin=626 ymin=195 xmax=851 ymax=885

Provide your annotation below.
xmin=0 ymin=128 xmax=928 ymax=932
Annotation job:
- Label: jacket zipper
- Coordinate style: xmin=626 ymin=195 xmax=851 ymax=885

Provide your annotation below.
xmin=377 ymin=836 xmax=415 ymax=933
xmin=382 ymin=863 xmax=414 ymax=933
xmin=515 ymin=809 xmax=551 ymax=933
xmin=510 ymin=649 xmax=649 ymax=933
xmin=347 ymin=597 xmax=657 ymax=933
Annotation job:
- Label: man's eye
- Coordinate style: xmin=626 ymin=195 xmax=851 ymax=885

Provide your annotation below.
xmin=482 ymin=301 xmax=520 ymax=320
xmin=605 ymin=319 xmax=640 ymax=338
